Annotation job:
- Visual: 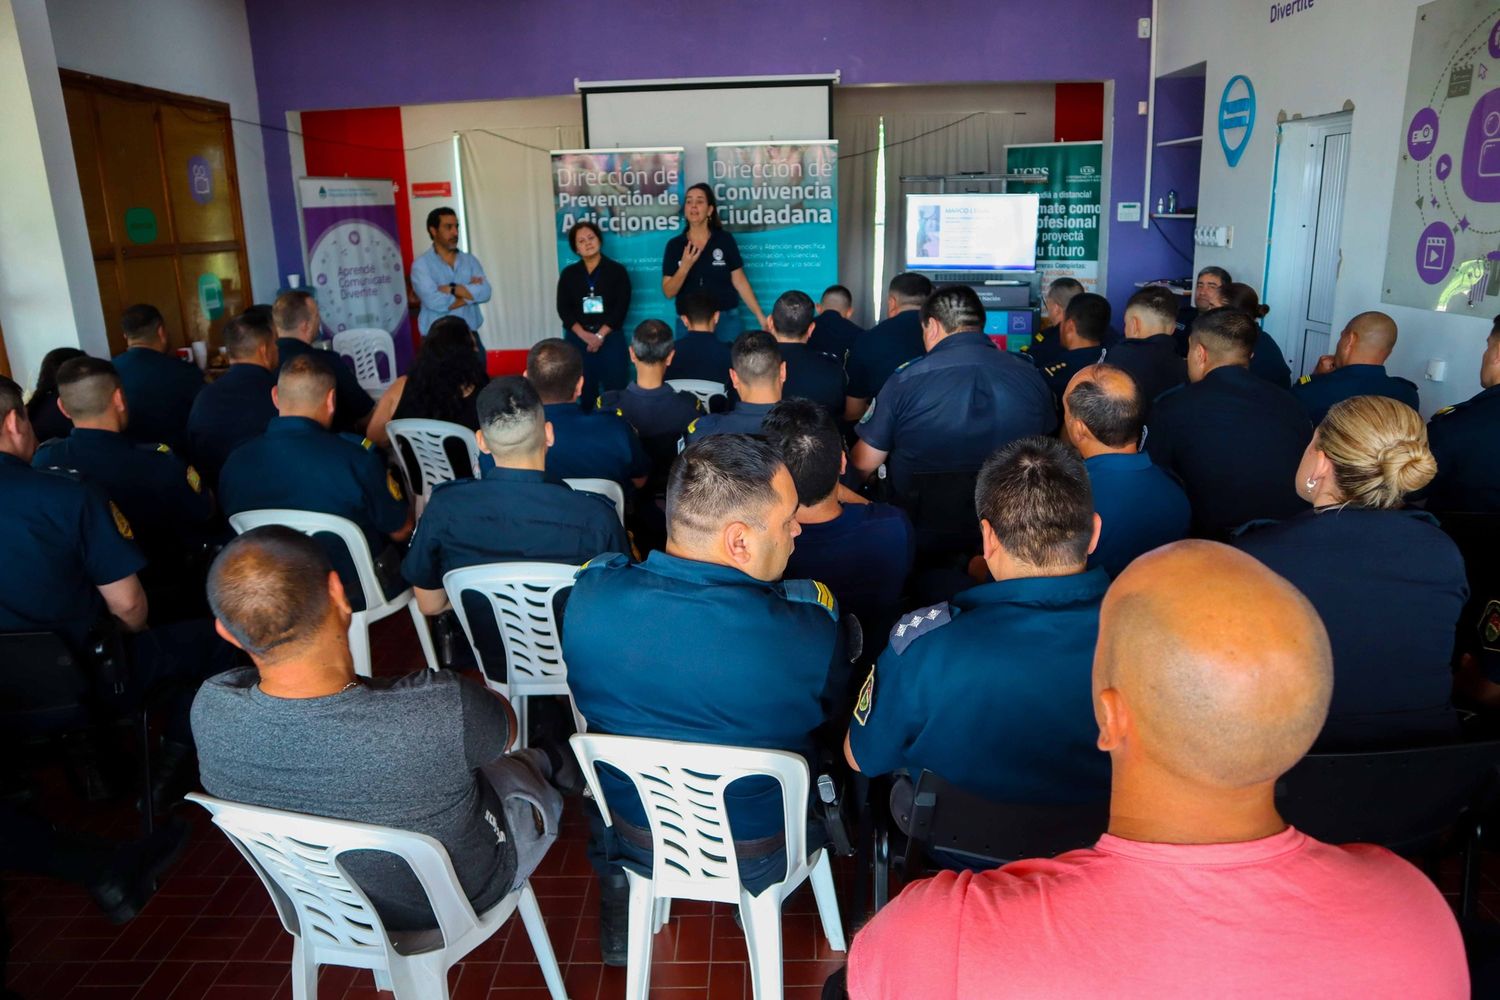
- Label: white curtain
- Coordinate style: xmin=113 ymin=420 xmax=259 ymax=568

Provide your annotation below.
xmin=458 ymin=124 xmax=583 ymax=350
xmin=834 ymin=114 xmax=881 ymax=328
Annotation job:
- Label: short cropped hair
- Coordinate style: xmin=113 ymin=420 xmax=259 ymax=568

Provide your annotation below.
xmin=630 ymin=319 xmax=676 ymax=365
xmin=761 ymin=398 xmax=843 ymax=505
xmin=121 ymin=304 xmax=164 ymax=343
xmin=678 ymin=289 xmax=720 ymax=328
xmin=1065 ymin=293 xmax=1111 ymax=345
xmin=476 ymin=375 xmax=545 ymax=458
xmin=276 ymin=352 xmax=336 ymax=408
xmin=526 ymin=338 xmax=583 ymax=403
xmin=731 ymin=330 xmax=781 ymax=385
xmin=222 ymin=310 xmax=276 ymax=360
xmin=1066 ymin=364 xmax=1144 ymax=448
xmin=920 ymin=285 xmax=985 ymax=335
xmin=567 ymin=219 xmax=603 ymax=253
xmin=55 ymin=357 xmax=121 ymax=421
xmin=1198 ymin=265 xmax=1233 ymax=286
xmin=425 ymin=206 xmax=457 ymax=236
xmin=1125 ymin=285 xmax=1180 ymax=328
xmin=0 ymin=375 xmax=26 ymax=426
xmin=272 ymin=290 xmax=316 ymax=335
xmin=771 ymin=290 xmax=816 ymax=338
xmin=1190 ymin=307 xmax=1258 ymax=362
xmin=666 ymin=434 xmax=784 ymax=540
xmin=207 ymin=526 xmax=334 ymax=660
xmin=889 ymin=272 xmax=934 ymax=308
xmin=1045 ymin=277 xmax=1085 ymax=310
xmin=976 ymin=436 xmax=1094 ymax=569
xmin=820 ymin=285 xmax=853 ymax=311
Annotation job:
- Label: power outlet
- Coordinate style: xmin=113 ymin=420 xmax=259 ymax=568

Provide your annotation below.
xmin=1138 ymin=17 xmax=1152 ymax=38
xmin=1193 ymin=225 xmax=1234 ymax=249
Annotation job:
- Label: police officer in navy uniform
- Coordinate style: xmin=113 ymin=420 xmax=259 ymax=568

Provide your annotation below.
xmin=218 ymin=354 xmax=412 ymax=601
xmin=1146 ymin=308 xmax=1311 ymax=538
xmin=844 ymin=272 xmax=933 ymax=423
xmin=111 ymin=303 xmax=204 ymax=454
xmin=1037 ymin=292 xmax=1110 ymax=404
xmin=846 ymin=437 xmax=1110 ymax=805
xmin=1108 ymin=285 xmax=1188 ymax=406
xmin=186 ymin=310 xmax=280 ymax=487
xmin=807 ymin=284 xmax=865 ymax=363
xmin=273 ymin=289 xmax=375 ymax=434
xmin=33 ymin=357 xmax=216 ymax=619
xmin=768 ymin=290 xmax=847 ymax=418
xmin=1427 ymin=317 xmax=1500 ymax=512
xmin=525 ymin=339 xmax=649 ymax=491
xmin=1292 ymin=311 xmax=1419 ymax=424
xmin=562 ymin=433 xmax=845 ymax=964
xmin=850 ymin=284 xmax=1055 ymax=505
xmin=1173 ymin=266 xmax=1231 ymax=355
xmin=663 ymin=290 xmax=733 ymax=387
xmin=1221 ymin=282 xmax=1294 ymax=388
xmin=1018 ymin=277 xmax=1084 ymax=370
xmin=682 ymin=331 xmax=784 ymax=443
xmin=599 ymin=320 xmax=701 ymax=479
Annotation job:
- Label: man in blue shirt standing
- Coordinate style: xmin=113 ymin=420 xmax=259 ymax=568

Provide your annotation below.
xmin=411 ymin=206 xmax=492 ymax=337
xmin=1292 ymin=310 xmax=1419 ymax=424
xmin=845 ymin=436 xmax=1111 ymax=807
xmin=1063 ymin=364 xmax=1190 ymax=577
xmin=111 ymin=304 xmax=203 ymax=454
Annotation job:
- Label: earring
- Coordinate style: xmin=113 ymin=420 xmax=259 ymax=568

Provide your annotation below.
xmin=1304 ymin=477 xmax=1318 ymax=494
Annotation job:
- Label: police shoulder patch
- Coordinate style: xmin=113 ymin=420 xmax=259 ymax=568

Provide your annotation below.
xmin=386 ymin=470 xmax=404 ymax=501
xmin=1433 ymin=404 xmax=1457 ymax=418
xmin=1481 ymin=600 xmax=1500 ymax=652
xmin=686 ymin=417 xmax=700 ymax=436
xmin=186 ymin=466 xmax=202 ymax=493
xmin=783 ymin=578 xmax=838 ymax=620
xmin=887 ymin=602 xmax=952 ymax=655
xmin=109 ymin=501 xmax=135 ymax=540
xmin=360 ymin=437 xmax=376 ymax=451
xmin=853 ymin=666 xmax=875 ymax=726
xmin=154 ymin=443 xmax=173 ymax=455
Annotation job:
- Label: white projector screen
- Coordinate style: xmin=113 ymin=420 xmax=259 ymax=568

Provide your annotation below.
xmin=904 ymin=193 xmax=1041 ymax=272
xmin=582 ymin=78 xmax=832 ymax=186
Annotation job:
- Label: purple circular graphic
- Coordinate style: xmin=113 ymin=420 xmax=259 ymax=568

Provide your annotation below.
xmin=1408 ymin=108 xmax=1440 ymax=161
xmin=347 ymin=230 xmax=362 ymax=246
xmin=1490 ymin=20 xmax=1500 ymax=58
xmin=316 ymin=273 xmax=328 ymax=286
xmin=186 ymin=156 xmax=213 ymax=206
xmin=1437 ymin=153 xmax=1454 ymax=180
xmin=1416 ymin=221 xmax=1455 ymax=284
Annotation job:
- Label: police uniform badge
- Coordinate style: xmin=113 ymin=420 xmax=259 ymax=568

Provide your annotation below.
xmin=109 ymin=501 xmax=135 ymax=540
xmin=185 ymin=465 xmax=202 ymax=493
xmin=853 ymin=666 xmax=875 ymax=726
xmin=858 ymin=399 xmax=876 ymax=425
xmin=1482 ymin=600 xmax=1500 ymax=652
xmin=386 ymin=470 xmax=404 ymax=501
xmin=155 ymin=443 xmax=174 ymax=455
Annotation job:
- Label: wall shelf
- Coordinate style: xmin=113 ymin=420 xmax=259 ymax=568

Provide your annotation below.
xmin=1156 ymin=135 xmax=1203 ymax=148
xmin=1151 ymin=212 xmax=1197 ymax=219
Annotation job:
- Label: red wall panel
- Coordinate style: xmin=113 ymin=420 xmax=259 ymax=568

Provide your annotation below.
xmin=1054 ymin=83 xmax=1105 ymax=142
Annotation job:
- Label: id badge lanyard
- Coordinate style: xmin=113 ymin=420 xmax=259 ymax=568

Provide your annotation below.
xmin=582 ymin=271 xmax=604 ymax=317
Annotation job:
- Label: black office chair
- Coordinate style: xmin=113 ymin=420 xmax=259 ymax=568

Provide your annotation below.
xmin=1275 ymin=740 xmax=1500 ymax=918
xmin=0 ymin=629 xmax=154 ymax=835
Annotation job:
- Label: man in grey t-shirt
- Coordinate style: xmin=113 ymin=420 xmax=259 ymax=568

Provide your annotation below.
xmin=191 ymin=526 xmax=561 ymax=931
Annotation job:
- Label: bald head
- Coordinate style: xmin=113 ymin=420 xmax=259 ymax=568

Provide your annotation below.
xmin=1340 ymin=311 xmax=1398 ymax=365
xmin=1096 ymin=541 xmax=1332 ymax=789
xmin=1064 ymin=364 xmax=1144 ymax=452
xmin=207 ymin=526 xmax=336 ymax=663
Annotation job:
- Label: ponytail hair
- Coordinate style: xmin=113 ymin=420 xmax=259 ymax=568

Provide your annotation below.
xmin=1317 ymin=395 xmax=1437 ymax=509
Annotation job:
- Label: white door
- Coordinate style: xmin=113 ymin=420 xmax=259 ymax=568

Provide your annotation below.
xmin=1265 ymin=112 xmax=1354 ymax=377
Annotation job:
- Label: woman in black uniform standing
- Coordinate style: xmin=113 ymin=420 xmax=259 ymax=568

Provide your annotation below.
xmin=662 ymin=183 xmax=768 ymax=342
xmin=557 ymin=220 xmax=631 ymax=409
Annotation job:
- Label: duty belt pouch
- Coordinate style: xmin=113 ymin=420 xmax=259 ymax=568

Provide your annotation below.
xmin=85 ymin=618 xmax=129 ymax=696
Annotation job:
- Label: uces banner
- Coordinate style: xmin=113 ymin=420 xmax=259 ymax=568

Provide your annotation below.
xmin=298 ymin=176 xmax=413 ymax=376
xmin=707 ymin=141 xmax=838 ymax=321
xmin=551 ymin=148 xmax=684 ymax=335
xmin=1004 ymin=141 xmax=1103 ymax=294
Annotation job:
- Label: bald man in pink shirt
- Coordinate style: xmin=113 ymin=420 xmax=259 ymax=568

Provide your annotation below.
xmin=846 ymin=541 xmax=1467 ymax=1000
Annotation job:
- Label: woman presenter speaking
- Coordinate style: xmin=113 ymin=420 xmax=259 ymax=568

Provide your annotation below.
xmin=661 ymin=183 xmax=768 ymax=341
xmin=557 ymin=220 xmax=632 ymax=407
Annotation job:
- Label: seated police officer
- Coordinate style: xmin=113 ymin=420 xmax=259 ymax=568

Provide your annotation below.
xmin=1292 ymin=311 xmax=1419 ymax=425
xmin=1146 ymin=308 xmax=1311 ymax=539
xmin=402 ymin=376 xmax=627 ymax=670
xmin=845 ymin=436 xmax=1110 ymax=808
xmin=1062 ymin=364 xmax=1190 ymax=578
xmin=844 ymin=272 xmax=933 ymax=422
xmin=111 ymin=303 xmax=203 ymax=454
xmin=526 ymin=338 xmax=649 ymax=491
xmin=218 ymin=354 xmax=412 ymax=601
xmin=808 ymin=283 xmax=864 ymax=363
xmin=850 ymin=285 xmax=1055 ymax=508
xmin=273 ymin=290 xmax=374 ymax=435
xmin=1107 ymin=285 xmax=1188 ymax=407
xmin=664 ymin=289 xmax=733 ymax=387
xmin=34 ymin=357 xmax=216 ymax=620
xmin=682 ymin=331 xmax=784 ymax=443
xmin=1426 ymin=315 xmax=1500 ymax=512
xmin=768 ymin=290 xmax=846 ymax=417
xmin=1018 ymin=277 xmax=1083 ymax=369
xmin=562 ymin=434 xmax=845 ymax=963
xmin=763 ymin=398 xmax=914 ymax=648
xmin=1173 ymin=265 xmax=1231 ymax=354
xmin=598 ymin=319 xmax=701 ymax=472
xmin=1037 ymin=292 xmax=1110 ymax=404
xmin=186 ymin=310 xmax=279 ymax=487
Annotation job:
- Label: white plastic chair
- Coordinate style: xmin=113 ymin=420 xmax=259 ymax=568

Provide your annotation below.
xmin=387 ymin=418 xmax=481 ymax=517
xmin=569 ymin=734 xmax=846 ymax=1000
xmin=665 ymin=378 xmax=728 ymax=410
xmin=442 ymin=563 xmax=584 ymax=746
xmin=186 ymin=793 xmax=567 ymax=1000
xmin=227 ymin=510 xmax=437 ymax=679
xmin=333 ymin=328 xmax=398 ymax=398
xmin=562 ymin=477 xmax=625 ymax=525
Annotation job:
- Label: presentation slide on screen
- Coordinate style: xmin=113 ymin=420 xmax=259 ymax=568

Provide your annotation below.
xmin=904 ymin=193 xmax=1040 ymax=271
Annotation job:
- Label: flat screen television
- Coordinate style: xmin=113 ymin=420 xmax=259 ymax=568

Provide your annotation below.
xmin=904 ymin=193 xmax=1040 ymax=271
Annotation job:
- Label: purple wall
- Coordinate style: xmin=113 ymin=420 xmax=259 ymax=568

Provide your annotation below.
xmin=244 ymin=0 xmax=1169 ymax=313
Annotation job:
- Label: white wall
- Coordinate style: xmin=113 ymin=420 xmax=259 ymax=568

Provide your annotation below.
xmin=46 ymin=0 xmax=278 ymax=302
xmin=1158 ymin=0 xmax=1486 ymax=413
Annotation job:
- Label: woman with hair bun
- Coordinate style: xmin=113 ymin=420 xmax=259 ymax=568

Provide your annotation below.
xmin=1233 ymin=395 xmax=1467 ymax=749
xmin=1220 ymin=281 xmax=1293 ymax=388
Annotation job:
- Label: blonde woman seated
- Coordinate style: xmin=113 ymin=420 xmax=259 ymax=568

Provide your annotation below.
xmin=1234 ymin=395 xmax=1467 ymax=749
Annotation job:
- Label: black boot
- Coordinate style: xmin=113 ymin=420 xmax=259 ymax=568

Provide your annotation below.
xmin=149 ymin=740 xmax=197 ymax=812
xmin=86 ymin=817 xmax=190 ymax=923
xmin=598 ymin=869 xmax=630 ymax=967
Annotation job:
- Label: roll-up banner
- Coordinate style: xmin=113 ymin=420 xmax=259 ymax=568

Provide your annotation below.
xmin=298 ymin=176 xmax=413 ymax=376
xmin=1003 ymin=141 xmax=1103 ymax=295
xmin=551 ymin=148 xmax=684 ymax=335
xmin=706 ymin=140 xmax=839 ymax=322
